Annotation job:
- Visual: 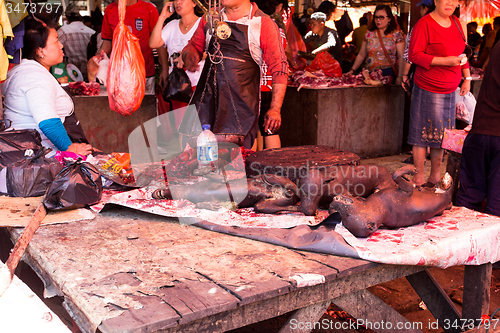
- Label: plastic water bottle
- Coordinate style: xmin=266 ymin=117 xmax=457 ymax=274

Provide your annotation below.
xmin=197 ymin=124 xmax=218 ymax=172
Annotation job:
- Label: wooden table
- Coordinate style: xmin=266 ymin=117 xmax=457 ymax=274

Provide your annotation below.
xmin=8 ymin=206 xmax=492 ymax=333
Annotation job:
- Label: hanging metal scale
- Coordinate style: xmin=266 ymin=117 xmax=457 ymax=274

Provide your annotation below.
xmin=215 ymin=21 xmax=231 ymax=40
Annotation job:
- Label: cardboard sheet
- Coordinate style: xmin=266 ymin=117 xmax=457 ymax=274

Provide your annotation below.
xmin=0 ymin=196 xmax=95 ymax=227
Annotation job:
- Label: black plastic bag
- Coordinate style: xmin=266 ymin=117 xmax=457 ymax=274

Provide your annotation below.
xmin=162 ymin=67 xmax=193 ymax=103
xmin=335 ymin=11 xmax=353 ymax=45
xmin=0 ymin=129 xmax=43 ymax=170
xmin=6 ymin=149 xmax=63 ymax=197
xmin=43 ymin=159 xmax=103 ymax=210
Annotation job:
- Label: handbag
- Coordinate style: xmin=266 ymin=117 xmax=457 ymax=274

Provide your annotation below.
xmin=441 ymin=128 xmax=468 ymax=154
xmin=162 ymin=67 xmax=193 ymax=104
xmin=452 ymin=16 xmax=473 ymax=59
xmin=403 ymin=63 xmax=417 ymax=95
xmin=376 ymin=29 xmax=399 ymax=78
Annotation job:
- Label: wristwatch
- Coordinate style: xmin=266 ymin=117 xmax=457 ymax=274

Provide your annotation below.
xmin=464 ymin=77 xmax=473 ymax=81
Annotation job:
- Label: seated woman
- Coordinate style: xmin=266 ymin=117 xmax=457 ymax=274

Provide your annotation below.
xmin=303 ymin=12 xmax=342 ymax=64
xmin=1 ymin=15 xmax=93 ymax=156
xmin=348 ymin=5 xmax=404 ymax=85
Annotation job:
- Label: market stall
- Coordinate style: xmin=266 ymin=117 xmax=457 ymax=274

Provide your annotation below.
xmin=1 ymin=140 xmax=498 ymax=332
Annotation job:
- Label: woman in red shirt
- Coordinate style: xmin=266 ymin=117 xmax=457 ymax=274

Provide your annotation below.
xmin=408 ymin=0 xmax=471 ymax=187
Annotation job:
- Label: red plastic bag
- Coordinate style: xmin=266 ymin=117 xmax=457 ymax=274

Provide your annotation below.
xmin=107 ymin=0 xmax=145 ymax=116
xmin=285 ymin=18 xmax=307 ymax=70
xmin=305 ymin=52 xmax=342 ymax=78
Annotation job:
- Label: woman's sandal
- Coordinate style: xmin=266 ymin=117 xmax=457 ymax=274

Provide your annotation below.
xmin=414 ymin=181 xmax=436 ymax=190
xmin=421 ymin=181 xmax=436 ymax=188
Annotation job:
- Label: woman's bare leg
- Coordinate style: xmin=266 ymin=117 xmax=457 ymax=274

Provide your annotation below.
xmin=428 ymin=147 xmax=444 ymax=184
xmin=264 ymin=135 xmax=281 ymax=149
xmin=412 ymin=145 xmax=427 ymax=186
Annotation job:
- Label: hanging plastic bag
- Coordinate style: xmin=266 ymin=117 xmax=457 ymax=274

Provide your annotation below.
xmin=335 ymin=10 xmax=353 ymax=44
xmin=305 ymin=52 xmax=342 ymax=77
xmin=94 ymin=50 xmax=109 ymax=86
xmin=6 ymin=149 xmax=62 ymax=197
xmin=43 ymin=159 xmax=103 ymax=210
xmin=0 ymin=129 xmax=43 ymax=170
xmin=285 ymin=17 xmax=307 ymax=70
xmin=107 ymin=0 xmax=145 ymax=116
xmin=162 ymin=67 xmax=193 ymax=103
xmin=455 ymin=88 xmax=477 ymax=124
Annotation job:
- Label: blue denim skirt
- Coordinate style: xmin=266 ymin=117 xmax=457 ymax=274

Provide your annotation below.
xmin=408 ymin=85 xmax=455 ymax=148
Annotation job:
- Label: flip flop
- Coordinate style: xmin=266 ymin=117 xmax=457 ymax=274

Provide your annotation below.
xmin=413 ymin=182 xmax=424 ymax=189
xmin=421 ymin=181 xmax=436 ymax=188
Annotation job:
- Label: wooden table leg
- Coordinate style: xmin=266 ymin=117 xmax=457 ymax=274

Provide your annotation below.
xmin=333 ymin=289 xmax=423 ymax=333
xmin=462 ymin=263 xmax=492 ymax=323
xmin=407 ymin=270 xmax=462 ymax=333
xmin=278 ymin=300 xmax=330 ymax=333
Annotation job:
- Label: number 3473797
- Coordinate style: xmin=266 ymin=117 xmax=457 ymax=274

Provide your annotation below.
xmin=6 ymin=2 xmax=61 ymax=15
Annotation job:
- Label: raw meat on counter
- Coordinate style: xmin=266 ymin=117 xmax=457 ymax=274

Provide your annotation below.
xmin=362 ymin=69 xmax=393 ymax=86
xmin=64 ymin=82 xmax=101 ymax=96
xmin=290 ymin=69 xmax=393 ymax=90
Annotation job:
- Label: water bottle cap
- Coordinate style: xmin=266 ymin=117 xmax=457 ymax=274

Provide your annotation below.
xmin=202 ymin=124 xmax=211 ymax=131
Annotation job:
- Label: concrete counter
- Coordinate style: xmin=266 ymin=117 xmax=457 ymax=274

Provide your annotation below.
xmin=73 ymin=88 xmax=158 ymax=163
xmin=280 ymin=85 xmax=405 ymax=158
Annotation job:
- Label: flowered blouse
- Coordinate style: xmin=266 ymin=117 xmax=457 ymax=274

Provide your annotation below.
xmin=364 ymin=29 xmax=405 ymax=71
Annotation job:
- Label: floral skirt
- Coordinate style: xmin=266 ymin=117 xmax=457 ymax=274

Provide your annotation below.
xmin=408 ymin=85 xmax=455 ymax=148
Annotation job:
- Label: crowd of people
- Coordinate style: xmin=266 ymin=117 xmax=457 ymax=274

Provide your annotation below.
xmin=0 ymin=0 xmax=498 ymax=219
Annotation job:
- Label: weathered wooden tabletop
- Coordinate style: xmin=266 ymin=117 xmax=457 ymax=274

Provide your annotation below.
xmin=9 ymin=206 xmax=490 ymax=333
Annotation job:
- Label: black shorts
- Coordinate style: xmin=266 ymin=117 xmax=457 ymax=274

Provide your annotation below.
xmin=258 ymin=91 xmax=280 ymax=137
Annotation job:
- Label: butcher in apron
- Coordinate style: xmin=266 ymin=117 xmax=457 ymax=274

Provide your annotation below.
xmin=179 ymin=0 xmax=288 ymax=149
